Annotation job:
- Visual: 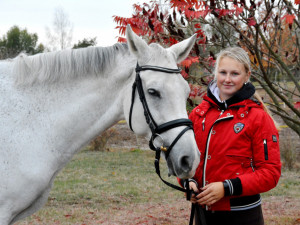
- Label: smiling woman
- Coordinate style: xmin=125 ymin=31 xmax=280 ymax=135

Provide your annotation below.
xmin=213 ymin=47 xmax=252 ymax=102
xmin=216 ymin=57 xmax=251 ymax=101
xmin=179 ymin=47 xmax=281 ymax=225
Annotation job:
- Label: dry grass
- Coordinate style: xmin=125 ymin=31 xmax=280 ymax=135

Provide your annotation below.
xmin=16 ymin=149 xmax=300 ymax=225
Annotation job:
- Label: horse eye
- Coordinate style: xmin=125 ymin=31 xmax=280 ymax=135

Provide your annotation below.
xmin=148 ymin=88 xmax=161 ymax=98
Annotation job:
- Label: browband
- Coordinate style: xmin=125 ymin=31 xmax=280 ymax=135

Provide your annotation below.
xmin=135 ymin=63 xmax=182 ymax=74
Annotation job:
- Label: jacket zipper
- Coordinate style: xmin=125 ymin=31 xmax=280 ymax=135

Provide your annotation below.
xmin=202 ymin=110 xmax=234 ymax=210
xmin=263 ymin=139 xmax=268 ymax=160
xmin=202 ymin=110 xmax=233 ymax=187
xmin=250 ymin=158 xmax=255 ymax=172
xmin=202 ymin=117 xmax=205 ymax=131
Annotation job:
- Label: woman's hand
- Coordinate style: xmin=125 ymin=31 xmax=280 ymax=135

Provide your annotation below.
xmin=188 ymin=181 xmax=200 ymax=204
xmin=194 ymin=182 xmax=225 ymax=206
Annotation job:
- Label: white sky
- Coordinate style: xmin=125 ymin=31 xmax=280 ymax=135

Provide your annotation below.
xmin=0 ymin=0 xmax=150 ymax=47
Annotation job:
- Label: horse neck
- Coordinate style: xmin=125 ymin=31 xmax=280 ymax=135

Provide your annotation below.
xmin=26 ymin=57 xmax=136 ymax=160
xmin=59 ymin=63 xmax=135 ymax=152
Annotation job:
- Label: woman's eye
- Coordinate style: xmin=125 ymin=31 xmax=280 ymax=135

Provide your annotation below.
xmin=148 ymin=88 xmax=161 ymax=98
xmin=220 ymin=71 xmax=226 ymax=75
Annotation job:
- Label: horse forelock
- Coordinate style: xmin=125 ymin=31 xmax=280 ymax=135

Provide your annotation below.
xmin=13 ymin=43 xmax=129 ymax=85
xmin=148 ymin=43 xmax=176 ymax=66
xmin=149 ymin=43 xmax=167 ymax=57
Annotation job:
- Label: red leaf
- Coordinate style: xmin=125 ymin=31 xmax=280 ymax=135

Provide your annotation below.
xmin=153 ymin=20 xmax=164 ymax=34
xmin=117 ymin=37 xmax=127 ymax=43
xmin=188 ymin=84 xmax=204 ymax=98
xmin=208 ymin=56 xmax=216 ymax=67
xmin=295 ymin=0 xmax=300 ymax=4
xmin=181 ymin=70 xmax=189 ymax=79
xmin=234 ymin=5 xmax=243 ymax=16
xmin=180 ymin=56 xmax=199 ymax=68
xmin=248 ymin=17 xmax=256 ymax=26
xmin=131 ymin=26 xmax=144 ymax=36
xmin=194 ymin=23 xmax=201 ymax=28
xmin=185 ymin=9 xmax=193 ymax=19
xmin=282 ymin=14 xmax=296 ymax=25
xmin=196 ymin=29 xmax=205 ymax=38
xmin=189 ymin=90 xmax=196 ymax=98
xmin=195 ymin=10 xmax=209 ymax=19
xmin=168 ymin=37 xmax=179 ymax=45
xmin=133 ymin=4 xmax=143 ymax=13
xmin=294 ymin=102 xmax=300 ymax=110
xmin=198 ymin=38 xmax=206 ymax=44
xmin=170 ymin=0 xmax=189 ymax=9
xmin=218 ymin=9 xmax=232 ymax=18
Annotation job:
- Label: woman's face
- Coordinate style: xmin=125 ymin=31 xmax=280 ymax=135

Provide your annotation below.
xmin=216 ymin=56 xmax=251 ymax=101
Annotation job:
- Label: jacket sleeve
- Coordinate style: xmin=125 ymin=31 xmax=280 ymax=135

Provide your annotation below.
xmin=237 ymin=110 xmax=281 ymax=196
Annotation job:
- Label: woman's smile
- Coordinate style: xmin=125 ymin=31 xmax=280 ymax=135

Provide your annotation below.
xmin=216 ymin=57 xmax=250 ymax=101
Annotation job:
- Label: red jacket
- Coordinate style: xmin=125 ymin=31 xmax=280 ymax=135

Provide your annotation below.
xmin=185 ymin=92 xmax=281 ymax=211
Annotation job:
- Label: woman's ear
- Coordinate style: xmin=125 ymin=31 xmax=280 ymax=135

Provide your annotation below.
xmin=246 ymin=71 xmax=251 ymax=82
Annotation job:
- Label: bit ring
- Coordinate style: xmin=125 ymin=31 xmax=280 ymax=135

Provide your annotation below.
xmin=152 ymin=134 xmax=167 ymax=151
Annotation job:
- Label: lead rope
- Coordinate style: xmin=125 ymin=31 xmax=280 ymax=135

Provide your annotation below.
xmin=189 ymin=204 xmax=196 ymax=225
xmin=154 ymin=148 xmax=207 ymax=225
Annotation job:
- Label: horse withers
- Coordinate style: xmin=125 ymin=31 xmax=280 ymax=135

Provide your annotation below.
xmin=0 ymin=25 xmax=200 ymax=224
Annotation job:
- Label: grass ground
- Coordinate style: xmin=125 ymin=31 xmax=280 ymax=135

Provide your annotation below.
xmin=16 ymin=149 xmax=300 ymax=225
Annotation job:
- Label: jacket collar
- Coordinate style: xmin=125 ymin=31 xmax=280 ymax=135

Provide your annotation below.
xmin=207 ymin=81 xmax=256 ymax=110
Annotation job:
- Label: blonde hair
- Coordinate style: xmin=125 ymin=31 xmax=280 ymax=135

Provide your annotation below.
xmin=214 ymin=47 xmax=278 ymax=128
xmin=253 ymin=92 xmax=280 ymax=130
xmin=214 ymin=47 xmax=251 ymax=82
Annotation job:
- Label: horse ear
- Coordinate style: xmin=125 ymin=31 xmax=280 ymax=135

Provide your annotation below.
xmin=168 ymin=34 xmax=197 ymax=63
xmin=126 ymin=25 xmax=150 ymax=60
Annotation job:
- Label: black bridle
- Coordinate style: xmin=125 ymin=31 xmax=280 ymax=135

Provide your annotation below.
xmin=128 ymin=62 xmax=193 ymax=194
xmin=128 ymin=63 xmax=206 ymax=225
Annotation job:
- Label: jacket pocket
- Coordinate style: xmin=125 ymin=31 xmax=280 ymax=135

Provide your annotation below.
xmin=263 ymin=139 xmax=268 ymax=160
xmin=225 ymin=155 xmax=250 ymax=176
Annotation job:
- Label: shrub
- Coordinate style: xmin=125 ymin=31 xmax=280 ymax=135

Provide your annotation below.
xmin=89 ymin=127 xmax=118 ymax=151
xmin=280 ymin=135 xmax=298 ymax=170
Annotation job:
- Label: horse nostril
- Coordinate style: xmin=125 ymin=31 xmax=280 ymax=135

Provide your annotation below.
xmin=179 ymin=156 xmax=192 ymax=172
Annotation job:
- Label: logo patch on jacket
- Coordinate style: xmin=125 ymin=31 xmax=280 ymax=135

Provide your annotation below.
xmin=234 ymin=123 xmax=245 ymax=133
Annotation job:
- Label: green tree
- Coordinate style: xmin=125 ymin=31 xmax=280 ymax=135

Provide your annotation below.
xmin=73 ymin=37 xmax=97 ymax=49
xmin=0 ymin=26 xmax=44 ymax=59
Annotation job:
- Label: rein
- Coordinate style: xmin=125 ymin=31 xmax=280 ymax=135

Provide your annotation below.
xmin=128 ymin=63 xmax=205 ymax=225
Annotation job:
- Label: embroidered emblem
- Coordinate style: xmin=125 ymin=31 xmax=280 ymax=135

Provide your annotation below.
xmin=234 ymin=122 xmax=245 ymax=134
xmin=272 ymin=135 xmax=277 ymax=142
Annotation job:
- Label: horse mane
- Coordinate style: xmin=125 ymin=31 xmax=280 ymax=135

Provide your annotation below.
xmin=13 ymin=43 xmax=129 ymax=85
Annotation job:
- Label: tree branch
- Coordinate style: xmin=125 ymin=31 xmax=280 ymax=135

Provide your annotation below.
xmin=257 ymin=26 xmax=300 ymax=93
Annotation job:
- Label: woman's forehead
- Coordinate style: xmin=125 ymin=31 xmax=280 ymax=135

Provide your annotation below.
xmin=219 ymin=56 xmax=248 ymax=71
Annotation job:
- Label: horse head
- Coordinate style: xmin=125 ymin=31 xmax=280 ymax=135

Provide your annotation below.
xmin=123 ymin=26 xmax=200 ymax=179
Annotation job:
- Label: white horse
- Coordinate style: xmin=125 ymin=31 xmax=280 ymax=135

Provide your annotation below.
xmin=0 ymin=26 xmax=199 ymax=224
